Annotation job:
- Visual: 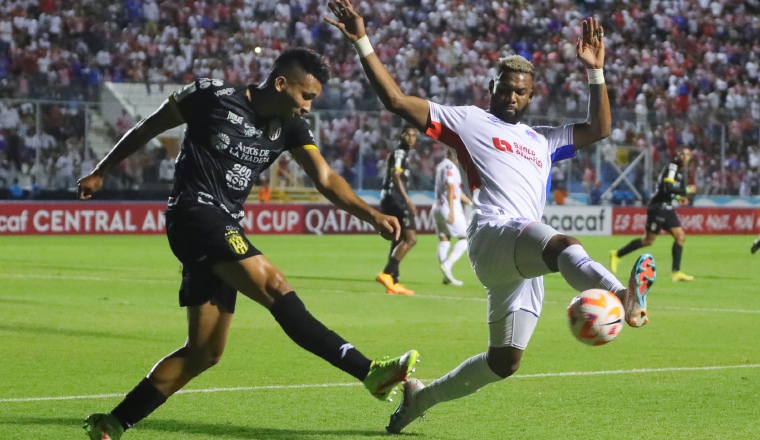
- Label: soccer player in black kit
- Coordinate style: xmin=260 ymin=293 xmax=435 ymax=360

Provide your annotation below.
xmin=78 ymin=49 xmax=419 ymax=440
xmin=610 ymin=147 xmax=695 ymax=282
xmin=375 ymin=125 xmax=418 ymax=296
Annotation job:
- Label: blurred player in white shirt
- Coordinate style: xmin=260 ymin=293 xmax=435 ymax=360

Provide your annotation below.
xmin=432 ymin=148 xmax=471 ymax=286
xmin=328 ymin=3 xmax=657 ymax=434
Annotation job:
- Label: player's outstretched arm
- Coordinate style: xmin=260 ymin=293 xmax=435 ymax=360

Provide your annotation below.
xmin=291 ymin=147 xmax=401 ymax=241
xmin=572 ymin=17 xmax=611 ymax=149
xmin=77 ymin=97 xmax=185 ymax=200
xmin=325 ymin=0 xmax=430 ymax=132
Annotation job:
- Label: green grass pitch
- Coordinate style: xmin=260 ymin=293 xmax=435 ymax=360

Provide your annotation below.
xmin=1 ymin=234 xmax=758 ymax=439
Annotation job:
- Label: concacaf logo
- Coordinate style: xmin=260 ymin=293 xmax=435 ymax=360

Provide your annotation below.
xmin=224 ymin=230 xmax=249 ymax=254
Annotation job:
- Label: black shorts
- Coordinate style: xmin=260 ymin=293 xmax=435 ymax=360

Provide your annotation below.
xmin=646 ymin=204 xmax=681 ymax=234
xmin=165 ymin=205 xmax=262 ymax=313
xmin=381 ymin=194 xmax=416 ymax=230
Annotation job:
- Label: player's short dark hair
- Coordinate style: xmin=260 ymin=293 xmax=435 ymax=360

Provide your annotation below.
xmin=270 ymin=48 xmax=331 ymax=85
xmin=399 ymin=124 xmax=417 ymax=137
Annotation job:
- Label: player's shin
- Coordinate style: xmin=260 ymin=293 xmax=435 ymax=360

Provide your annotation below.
xmin=270 ymin=291 xmax=372 ymax=380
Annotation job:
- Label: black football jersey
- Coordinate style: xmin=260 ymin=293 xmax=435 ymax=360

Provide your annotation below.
xmin=649 ymin=158 xmax=688 ymax=207
xmin=167 ymin=78 xmax=316 ymax=219
xmin=381 ymin=147 xmax=410 ymax=197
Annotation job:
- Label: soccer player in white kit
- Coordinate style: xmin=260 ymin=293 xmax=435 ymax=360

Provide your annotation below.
xmin=327 ymin=2 xmax=657 ymax=434
xmin=433 ymin=148 xmax=472 ymax=286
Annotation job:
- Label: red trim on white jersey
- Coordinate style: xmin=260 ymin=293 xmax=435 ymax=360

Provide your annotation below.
xmin=427 ymin=121 xmax=482 ymax=193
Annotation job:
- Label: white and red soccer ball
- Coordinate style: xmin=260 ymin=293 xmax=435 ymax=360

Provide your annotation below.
xmin=567 ymin=289 xmax=624 ymax=346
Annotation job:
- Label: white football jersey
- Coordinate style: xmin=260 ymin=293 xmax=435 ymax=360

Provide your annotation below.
xmin=426 ymin=102 xmax=575 ymax=221
xmin=433 ymin=157 xmax=463 ymax=207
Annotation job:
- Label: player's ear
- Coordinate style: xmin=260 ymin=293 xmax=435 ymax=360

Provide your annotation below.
xmin=274 ymin=76 xmax=287 ymax=92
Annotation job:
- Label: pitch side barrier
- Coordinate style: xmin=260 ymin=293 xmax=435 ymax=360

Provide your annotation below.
xmin=1 ymin=202 xmax=759 ymax=235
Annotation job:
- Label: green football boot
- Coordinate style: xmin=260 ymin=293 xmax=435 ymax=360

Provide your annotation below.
xmin=83 ymin=413 xmax=124 ymax=440
xmin=363 ymin=349 xmax=420 ymax=401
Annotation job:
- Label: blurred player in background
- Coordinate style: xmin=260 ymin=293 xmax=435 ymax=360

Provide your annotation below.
xmin=78 ymin=48 xmax=418 ymax=440
xmin=327 ymin=1 xmax=655 ymax=434
xmin=375 ymin=125 xmax=419 ymax=295
xmin=611 ymin=147 xmax=695 ymax=281
xmin=433 ymin=148 xmax=471 ymax=286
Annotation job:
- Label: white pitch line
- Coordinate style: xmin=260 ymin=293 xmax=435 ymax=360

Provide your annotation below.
xmin=2 ymin=363 xmax=759 ymax=404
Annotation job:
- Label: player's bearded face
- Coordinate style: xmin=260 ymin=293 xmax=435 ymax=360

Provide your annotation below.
xmin=489 ymin=72 xmax=533 ymax=124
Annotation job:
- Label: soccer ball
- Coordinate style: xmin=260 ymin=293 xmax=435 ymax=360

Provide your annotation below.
xmin=567 ymin=289 xmax=624 ymax=346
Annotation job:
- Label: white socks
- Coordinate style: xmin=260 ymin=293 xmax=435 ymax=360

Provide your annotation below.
xmin=415 ymin=352 xmax=502 ymax=412
xmin=439 ymin=240 xmax=468 ymax=265
xmin=437 ymin=241 xmax=451 ymax=263
xmin=557 ymin=244 xmax=624 ymax=295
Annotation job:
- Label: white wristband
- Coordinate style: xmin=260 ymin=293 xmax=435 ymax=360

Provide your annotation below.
xmin=353 ymin=36 xmax=374 ymax=58
xmin=587 ymin=68 xmax=605 ymax=85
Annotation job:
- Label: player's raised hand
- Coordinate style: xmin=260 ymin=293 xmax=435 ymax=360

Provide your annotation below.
xmin=77 ymin=172 xmax=104 ymax=200
xmin=324 ymin=0 xmax=366 ymax=42
xmin=373 ymin=212 xmax=401 ymax=241
xmin=576 ymin=17 xmax=605 ymax=69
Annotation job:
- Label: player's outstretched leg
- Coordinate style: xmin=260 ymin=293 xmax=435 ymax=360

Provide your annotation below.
xmin=386 ymin=378 xmax=426 ymax=434
xmin=364 ymin=349 xmax=420 ymax=401
xmin=623 ymin=253 xmax=656 ymax=327
xmin=83 ymin=413 xmax=124 ymax=440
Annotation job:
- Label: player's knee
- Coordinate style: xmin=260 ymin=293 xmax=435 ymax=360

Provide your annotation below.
xmin=405 ymin=234 xmax=417 ymax=247
xmin=675 ymin=234 xmax=686 ymax=245
xmin=265 ymin=269 xmax=290 ymax=295
xmin=187 ymin=347 xmax=224 ymax=374
xmin=490 ymin=358 xmax=521 ymax=379
xmin=642 ymin=236 xmax=656 ymax=246
xmin=486 ymin=349 xmax=522 ymax=379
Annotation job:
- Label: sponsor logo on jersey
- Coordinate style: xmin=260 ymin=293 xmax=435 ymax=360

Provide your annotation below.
xmin=268 ymin=119 xmax=281 ymax=140
xmin=224 ymin=229 xmax=249 ymax=254
xmin=525 ymin=129 xmax=539 ymax=142
xmin=199 ymin=78 xmax=224 ymax=89
xmin=215 ymin=87 xmax=235 ymax=97
xmin=227 ymin=111 xmax=244 ymax=125
xmin=491 ymin=137 xmax=543 ymax=168
xmin=213 ymin=133 xmax=230 ymax=150
xmin=226 ymin=163 xmax=252 ymax=190
xmin=243 ymin=123 xmax=263 ymax=138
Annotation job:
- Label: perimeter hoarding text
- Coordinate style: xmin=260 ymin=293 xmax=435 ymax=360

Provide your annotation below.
xmin=1 ymin=202 xmax=759 ymax=235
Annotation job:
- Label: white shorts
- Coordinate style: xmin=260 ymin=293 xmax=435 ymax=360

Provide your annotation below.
xmin=433 ymin=203 xmax=467 ymax=238
xmin=467 ymin=211 xmax=560 ymax=323
xmin=489 ymin=309 xmax=539 ymax=349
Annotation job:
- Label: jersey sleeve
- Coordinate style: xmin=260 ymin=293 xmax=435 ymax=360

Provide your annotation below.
xmin=283 ymin=117 xmax=318 ymax=151
xmin=426 ymin=102 xmax=469 ymax=142
xmin=172 ymin=78 xmax=228 ymax=124
xmin=533 ymin=124 xmax=575 ymax=162
xmin=392 ymin=149 xmax=407 ymax=171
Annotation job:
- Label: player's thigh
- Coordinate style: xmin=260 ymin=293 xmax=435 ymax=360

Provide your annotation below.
xmin=514 ymin=221 xmax=558 ymax=278
xmin=433 ymin=208 xmax=450 ymax=238
xmin=488 ymin=309 xmax=539 ymax=350
xmin=212 ymin=255 xmax=293 ymax=308
xmin=468 ymin=218 xmax=553 ymax=286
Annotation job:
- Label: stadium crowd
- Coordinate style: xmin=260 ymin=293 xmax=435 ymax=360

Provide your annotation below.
xmin=0 ymin=0 xmax=759 ymax=200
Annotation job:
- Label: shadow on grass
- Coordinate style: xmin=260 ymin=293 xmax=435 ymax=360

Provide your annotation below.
xmin=0 ymin=416 xmax=422 ymax=439
xmin=0 ymin=322 xmax=164 ymax=342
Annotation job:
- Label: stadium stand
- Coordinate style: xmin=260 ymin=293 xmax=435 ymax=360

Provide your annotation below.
xmin=0 ymin=0 xmax=758 ymax=200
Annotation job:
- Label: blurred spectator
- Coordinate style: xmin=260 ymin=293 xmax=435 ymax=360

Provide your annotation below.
xmin=8 ymin=177 xmax=23 ymax=199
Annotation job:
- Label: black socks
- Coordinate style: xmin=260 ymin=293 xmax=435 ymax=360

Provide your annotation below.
xmin=618 ymin=238 xmax=644 ymax=258
xmin=111 ymin=377 xmax=168 ymax=430
xmin=270 ymin=292 xmax=372 ymax=381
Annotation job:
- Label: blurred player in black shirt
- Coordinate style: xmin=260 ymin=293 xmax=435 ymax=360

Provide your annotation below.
xmin=611 ymin=147 xmax=695 ymax=282
xmin=375 ymin=125 xmax=418 ymax=295
xmin=78 ymin=48 xmax=419 ymax=440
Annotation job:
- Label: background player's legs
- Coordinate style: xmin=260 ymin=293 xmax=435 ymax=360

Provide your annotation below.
xmin=437 ymin=235 xmax=451 ymax=264
xmin=611 ymin=231 xmax=657 ymax=273
xmin=668 ymin=226 xmax=693 ymax=280
xmin=384 ymin=227 xmax=417 ymax=283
